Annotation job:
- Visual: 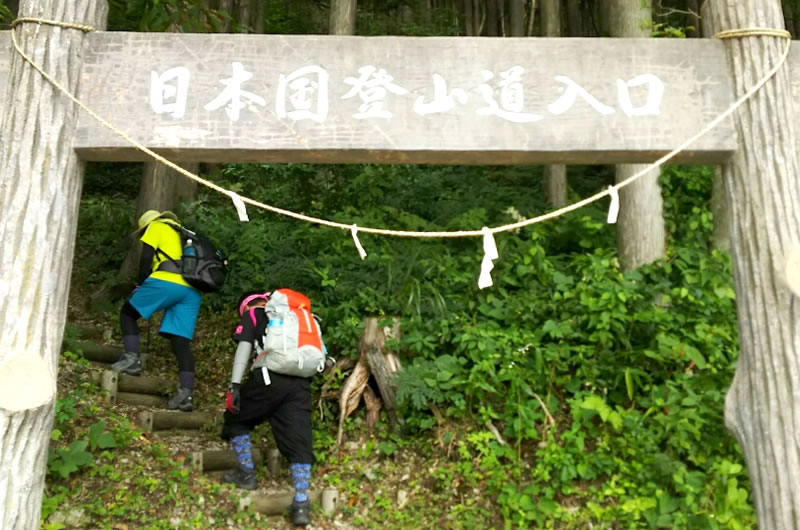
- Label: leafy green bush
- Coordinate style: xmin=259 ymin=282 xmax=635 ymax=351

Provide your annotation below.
xmin=73 ymin=162 xmax=753 ymax=527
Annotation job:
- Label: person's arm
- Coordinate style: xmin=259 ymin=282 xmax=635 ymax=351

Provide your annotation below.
xmin=137 ymin=243 xmax=155 ymax=285
xmin=226 ymin=340 xmax=251 ymax=414
xmin=230 ymin=341 xmax=252 ymax=385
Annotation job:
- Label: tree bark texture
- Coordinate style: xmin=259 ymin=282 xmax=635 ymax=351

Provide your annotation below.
xmin=217 ymin=0 xmax=235 ymax=31
xmin=526 ymin=0 xmax=536 ymax=37
xmin=0 ymin=2 xmax=107 ymax=528
xmin=608 ymin=0 xmax=650 ymax=35
xmin=710 ymin=165 xmax=730 ymax=252
xmin=709 ymin=1 xmax=800 ymax=527
xmin=361 ymin=317 xmax=403 ymax=423
xmin=507 ymin=0 xmax=524 ymax=37
xmin=485 ymin=0 xmax=500 ymax=36
xmin=544 ymin=164 xmax=567 ymax=208
xmin=685 ymin=0 xmax=700 ymax=38
xmin=614 ymin=164 xmax=666 ymax=272
xmin=540 ymin=0 xmax=560 ymax=36
xmin=540 ymin=0 xmax=567 ymax=208
xmin=329 ymin=0 xmax=357 ymax=35
xmin=251 ymin=0 xmax=264 ymax=33
xmin=463 ymin=0 xmax=475 ymax=36
xmin=565 ymin=0 xmax=583 ymax=36
xmin=609 ymin=0 xmax=665 ymax=272
xmin=236 ymin=0 xmax=251 ymax=32
xmin=700 ymin=0 xmax=729 ymax=253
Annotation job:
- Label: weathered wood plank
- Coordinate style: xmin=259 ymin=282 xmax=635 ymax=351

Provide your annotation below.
xmin=0 ymin=32 xmax=759 ymax=163
xmin=71 ymin=33 xmax=735 ymax=164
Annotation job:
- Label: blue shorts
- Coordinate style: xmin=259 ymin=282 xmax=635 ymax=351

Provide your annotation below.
xmin=129 ymin=278 xmax=202 ymax=340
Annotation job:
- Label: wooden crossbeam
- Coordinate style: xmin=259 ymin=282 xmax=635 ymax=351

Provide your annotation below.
xmin=1 ymin=32 xmax=744 ymax=164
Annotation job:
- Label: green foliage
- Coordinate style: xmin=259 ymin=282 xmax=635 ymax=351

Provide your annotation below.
xmin=650 ymin=21 xmax=692 ymax=38
xmin=47 ymin=440 xmax=94 ymax=479
xmin=47 ymin=390 xmax=119 ymax=480
xmin=0 ymin=4 xmax=11 ymax=25
xmin=108 ymin=0 xmax=230 ymax=32
xmin=74 ymin=156 xmax=754 ymax=527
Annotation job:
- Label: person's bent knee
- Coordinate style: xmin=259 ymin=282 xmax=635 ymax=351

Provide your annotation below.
xmin=120 ymin=301 xmax=141 ymax=336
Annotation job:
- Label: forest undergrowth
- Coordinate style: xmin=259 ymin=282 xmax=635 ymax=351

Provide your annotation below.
xmin=44 ymin=162 xmax=756 ymax=529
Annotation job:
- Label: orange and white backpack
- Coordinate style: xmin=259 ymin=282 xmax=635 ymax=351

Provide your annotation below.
xmin=255 ymin=288 xmax=327 ymax=377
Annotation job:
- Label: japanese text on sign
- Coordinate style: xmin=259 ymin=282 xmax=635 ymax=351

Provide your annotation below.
xmin=150 ymin=63 xmax=665 ymax=123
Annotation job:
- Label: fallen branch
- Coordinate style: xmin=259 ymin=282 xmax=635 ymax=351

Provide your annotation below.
xmin=533 ymin=393 xmax=556 ymax=427
xmin=485 ymin=421 xmax=507 ymax=446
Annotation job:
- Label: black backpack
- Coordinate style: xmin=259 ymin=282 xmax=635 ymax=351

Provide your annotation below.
xmin=157 ymin=224 xmax=227 ymax=293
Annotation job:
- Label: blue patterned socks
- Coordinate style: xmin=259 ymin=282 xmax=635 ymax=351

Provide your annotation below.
xmin=231 ymin=434 xmax=255 ymax=471
xmin=290 ymin=463 xmax=312 ymax=502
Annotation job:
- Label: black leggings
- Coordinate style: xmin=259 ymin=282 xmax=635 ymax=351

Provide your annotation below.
xmin=120 ymin=301 xmax=141 ymax=336
xmin=166 ymin=334 xmax=194 ymax=373
xmin=120 ymin=301 xmax=194 ymax=372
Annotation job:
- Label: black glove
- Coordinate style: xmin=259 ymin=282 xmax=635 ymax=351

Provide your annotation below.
xmin=226 ymin=383 xmax=241 ymax=414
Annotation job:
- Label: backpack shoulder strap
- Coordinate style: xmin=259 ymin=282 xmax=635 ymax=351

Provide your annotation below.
xmin=154 ymin=222 xmax=183 ymax=272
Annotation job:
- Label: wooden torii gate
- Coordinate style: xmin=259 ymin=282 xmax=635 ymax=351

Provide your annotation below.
xmin=0 ymin=0 xmax=798 ymax=528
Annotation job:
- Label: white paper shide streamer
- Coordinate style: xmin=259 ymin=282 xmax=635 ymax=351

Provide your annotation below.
xmin=607 ymin=186 xmax=620 ymax=224
xmin=351 ymin=224 xmax=367 ymax=260
xmin=230 ymin=192 xmax=249 ymax=222
xmin=478 ymin=226 xmax=499 ymax=289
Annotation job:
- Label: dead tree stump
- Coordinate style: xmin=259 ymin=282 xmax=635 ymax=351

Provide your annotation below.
xmin=361 ymin=317 xmax=403 ymax=427
xmin=335 ymin=317 xmax=403 ymax=448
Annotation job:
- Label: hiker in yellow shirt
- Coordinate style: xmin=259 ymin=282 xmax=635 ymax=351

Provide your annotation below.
xmin=111 ymin=210 xmax=201 ymax=411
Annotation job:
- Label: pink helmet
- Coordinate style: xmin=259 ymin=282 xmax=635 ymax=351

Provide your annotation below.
xmin=238 ymin=292 xmax=271 ymax=317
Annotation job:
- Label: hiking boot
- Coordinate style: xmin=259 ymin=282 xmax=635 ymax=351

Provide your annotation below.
xmin=110 ymin=352 xmax=142 ymax=376
xmin=167 ymin=387 xmax=193 ymax=412
xmin=220 ymin=466 xmax=257 ymax=490
xmin=290 ymin=499 xmax=311 ymax=526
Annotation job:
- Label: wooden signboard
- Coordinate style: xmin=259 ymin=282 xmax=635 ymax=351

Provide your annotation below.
xmin=3 ymin=31 xmax=738 ymax=164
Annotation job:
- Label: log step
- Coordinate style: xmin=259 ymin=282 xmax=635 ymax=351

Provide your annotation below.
xmin=100 ymin=370 xmax=173 ymax=402
xmin=136 ymin=410 xmax=218 ymax=432
xmin=118 ymin=373 xmax=172 ymax=396
xmin=117 ymin=392 xmax=168 ymax=408
xmin=152 ymin=429 xmax=204 ymax=439
xmin=243 ymin=489 xmax=319 ymax=515
xmin=191 ymin=448 xmax=264 ymax=472
xmin=64 ymin=340 xmax=122 ymax=364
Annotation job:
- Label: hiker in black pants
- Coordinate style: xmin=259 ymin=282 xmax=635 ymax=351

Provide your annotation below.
xmin=220 ymin=291 xmax=314 ymax=527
